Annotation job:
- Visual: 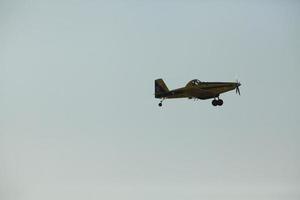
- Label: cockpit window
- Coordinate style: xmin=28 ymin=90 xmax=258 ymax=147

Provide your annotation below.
xmin=186 ymin=79 xmax=202 ymax=87
xmin=191 ymin=79 xmax=201 ymax=85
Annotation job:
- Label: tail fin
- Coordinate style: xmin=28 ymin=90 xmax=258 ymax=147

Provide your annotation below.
xmin=155 ymin=79 xmax=169 ymax=98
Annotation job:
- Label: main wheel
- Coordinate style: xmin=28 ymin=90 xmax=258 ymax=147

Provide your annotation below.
xmin=217 ymin=99 xmax=223 ymax=106
xmin=158 ymin=102 xmax=162 ymax=107
xmin=212 ymin=100 xmax=218 ymax=106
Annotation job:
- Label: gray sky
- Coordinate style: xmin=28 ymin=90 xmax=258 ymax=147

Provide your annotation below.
xmin=1 ymin=0 xmax=300 ymax=200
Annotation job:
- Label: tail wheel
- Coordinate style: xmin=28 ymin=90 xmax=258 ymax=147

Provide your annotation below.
xmin=158 ymin=102 xmax=162 ymax=107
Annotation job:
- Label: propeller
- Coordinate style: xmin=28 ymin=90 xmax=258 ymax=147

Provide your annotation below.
xmin=236 ymin=80 xmax=241 ymax=95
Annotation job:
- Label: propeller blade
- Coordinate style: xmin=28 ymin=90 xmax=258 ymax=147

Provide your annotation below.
xmin=236 ymin=80 xmax=241 ymax=95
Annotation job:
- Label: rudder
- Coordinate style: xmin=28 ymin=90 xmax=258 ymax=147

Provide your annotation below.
xmin=155 ymin=79 xmax=169 ymax=98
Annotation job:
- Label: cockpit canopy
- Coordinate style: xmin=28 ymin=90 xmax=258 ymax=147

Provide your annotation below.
xmin=186 ymin=79 xmax=202 ymax=87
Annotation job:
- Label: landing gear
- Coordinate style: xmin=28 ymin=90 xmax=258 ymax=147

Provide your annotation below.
xmin=212 ymin=99 xmax=218 ymax=106
xmin=158 ymin=98 xmax=165 ymax=107
xmin=217 ymin=99 xmax=223 ymax=106
xmin=212 ymin=98 xmax=224 ymax=106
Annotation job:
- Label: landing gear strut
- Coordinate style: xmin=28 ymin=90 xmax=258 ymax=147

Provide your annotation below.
xmin=212 ymin=98 xmax=223 ymax=106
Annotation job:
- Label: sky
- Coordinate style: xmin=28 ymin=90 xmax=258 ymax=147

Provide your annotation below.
xmin=1 ymin=0 xmax=300 ymax=200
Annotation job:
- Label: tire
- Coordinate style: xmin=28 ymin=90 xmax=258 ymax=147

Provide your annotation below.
xmin=212 ymin=100 xmax=218 ymax=106
xmin=217 ymin=99 xmax=223 ymax=106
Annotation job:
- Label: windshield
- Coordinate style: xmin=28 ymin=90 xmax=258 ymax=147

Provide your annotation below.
xmin=191 ymin=79 xmax=201 ymax=85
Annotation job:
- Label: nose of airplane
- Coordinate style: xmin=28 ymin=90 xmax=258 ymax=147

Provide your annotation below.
xmin=237 ymin=82 xmax=241 ymax=87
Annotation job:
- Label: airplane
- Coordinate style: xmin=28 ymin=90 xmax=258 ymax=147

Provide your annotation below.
xmin=155 ymin=79 xmax=241 ymax=107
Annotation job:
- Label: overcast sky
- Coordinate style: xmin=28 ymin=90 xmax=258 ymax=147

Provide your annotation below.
xmin=1 ymin=0 xmax=300 ymax=200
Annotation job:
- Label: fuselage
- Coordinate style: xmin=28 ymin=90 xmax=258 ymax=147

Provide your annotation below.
xmin=157 ymin=82 xmax=239 ymax=100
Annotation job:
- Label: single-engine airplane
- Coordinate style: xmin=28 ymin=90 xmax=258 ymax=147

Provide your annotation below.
xmin=155 ymin=79 xmax=241 ymax=107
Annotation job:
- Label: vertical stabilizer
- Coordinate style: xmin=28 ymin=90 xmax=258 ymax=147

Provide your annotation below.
xmin=155 ymin=79 xmax=169 ymax=98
